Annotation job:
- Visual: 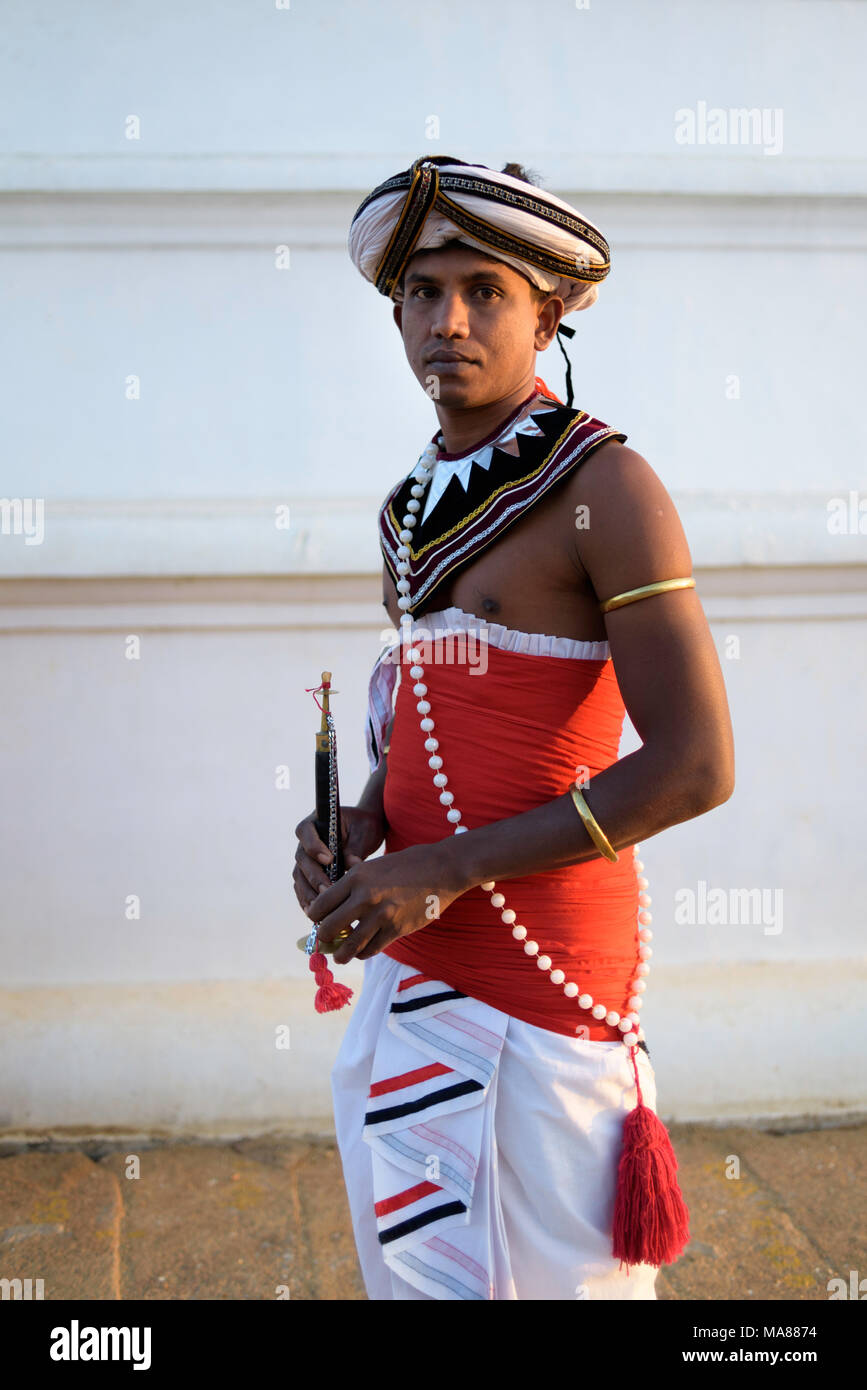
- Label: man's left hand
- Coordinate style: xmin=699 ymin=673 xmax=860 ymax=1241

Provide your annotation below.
xmin=306 ymin=842 xmax=466 ymax=964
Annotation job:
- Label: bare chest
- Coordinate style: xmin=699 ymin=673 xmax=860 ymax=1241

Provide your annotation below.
xmin=384 ymin=474 xmax=607 ymax=643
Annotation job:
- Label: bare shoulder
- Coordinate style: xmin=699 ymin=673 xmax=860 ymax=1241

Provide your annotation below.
xmin=564 ymin=438 xmax=693 ymax=598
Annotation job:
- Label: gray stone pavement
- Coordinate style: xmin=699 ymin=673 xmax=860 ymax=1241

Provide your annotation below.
xmin=0 ymin=1120 xmax=863 ymax=1300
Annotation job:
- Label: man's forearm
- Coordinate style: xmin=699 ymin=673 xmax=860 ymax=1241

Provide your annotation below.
xmin=439 ymin=743 xmax=731 ymax=894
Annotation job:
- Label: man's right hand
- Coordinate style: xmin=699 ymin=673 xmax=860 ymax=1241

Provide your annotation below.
xmin=293 ymin=805 xmax=386 ymax=914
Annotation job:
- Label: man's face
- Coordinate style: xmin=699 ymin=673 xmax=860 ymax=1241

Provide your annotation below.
xmin=392 ymin=243 xmax=563 ymax=407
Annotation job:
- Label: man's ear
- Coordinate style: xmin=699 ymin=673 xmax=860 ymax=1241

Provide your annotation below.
xmin=393 ymin=303 xmax=403 ymax=333
xmin=535 ymin=295 xmax=565 ymax=351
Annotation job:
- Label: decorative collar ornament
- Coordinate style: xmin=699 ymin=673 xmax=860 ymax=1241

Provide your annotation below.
xmin=379 ymin=381 xmax=626 ymax=619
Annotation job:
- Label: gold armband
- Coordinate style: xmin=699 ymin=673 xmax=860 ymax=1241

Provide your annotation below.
xmin=569 ymin=783 xmax=619 ymax=863
xmin=599 ymin=576 xmax=695 ymax=614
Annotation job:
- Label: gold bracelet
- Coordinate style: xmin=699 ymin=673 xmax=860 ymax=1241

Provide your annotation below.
xmin=569 ymin=783 xmax=619 ymax=862
xmin=599 ymin=576 xmax=695 ymax=613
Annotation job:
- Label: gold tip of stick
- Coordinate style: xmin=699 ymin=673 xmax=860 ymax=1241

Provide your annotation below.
xmin=320 ymin=670 xmax=331 ymax=730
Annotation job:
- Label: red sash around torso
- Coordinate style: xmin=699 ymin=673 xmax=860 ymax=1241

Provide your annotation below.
xmin=382 ymin=630 xmax=641 ymax=1041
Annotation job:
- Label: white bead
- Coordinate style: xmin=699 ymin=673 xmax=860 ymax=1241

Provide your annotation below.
xmin=591 ymin=1004 xmax=607 ymax=1020
xmin=523 ymin=940 xmax=539 ymax=956
xmin=402 ymin=514 xmax=416 ymax=527
xmin=578 ymin=993 xmax=593 ymax=1010
xmin=413 ymin=682 xmax=427 ymax=696
xmin=564 ymin=982 xmax=579 ymax=998
xmin=410 ymin=485 xmax=425 ymax=498
xmin=635 ymin=963 xmax=650 ymax=976
xmin=412 ymin=666 xmax=425 ymax=680
xmin=447 ymin=809 xmax=462 ymax=823
xmin=432 ymin=772 xmax=447 ymax=787
xmin=398 ymin=596 xmax=412 ymax=609
xmin=417 ymin=700 xmax=431 ymax=715
xmin=638 ymin=892 xmax=651 ymax=907
xmin=627 ymin=995 xmax=643 ymax=1010
xmin=537 ymin=955 xmax=552 ymax=970
xmin=408 ymin=648 xmax=422 ymax=662
xmin=623 ymin=1032 xmax=638 ymax=1047
xmin=439 ymin=791 xmax=454 ymax=805
xmin=490 ymin=892 xmax=505 ymax=907
xmin=406 ymin=499 xmax=420 ymax=512
xmin=631 ymin=980 xmax=647 ymax=993
xmin=639 ymin=944 xmax=652 ymax=959
xmin=428 ymin=755 xmax=442 ymax=769
xmin=606 ymin=1011 xmax=620 ymax=1026
xmin=500 ymin=909 xmax=516 ymax=924
xmin=634 ymin=859 xmax=644 ymax=872
xmin=397 ymin=545 xmax=410 ymax=559
xmin=424 ymin=736 xmax=438 ymax=749
xmin=638 ymin=910 xmax=652 ymax=925
xmin=636 ymin=876 xmax=649 ymax=889
xmin=420 ymin=718 xmax=434 ymax=731
xmin=618 ymin=1019 xmax=632 ymax=1032
xmin=633 ymin=843 xmax=641 ymax=854
xmin=399 ymin=529 xmax=413 ymax=543
xmin=397 ymin=580 xmax=411 ymax=594
xmin=480 ymin=881 xmax=495 ymax=892
xmin=628 ymin=1013 xmax=641 ymax=1027
xmin=454 ymin=824 xmax=468 ymax=833
xmin=550 ymin=969 xmax=565 ymax=985
xmin=639 ymin=928 xmax=653 ymax=941
xmin=512 ymin=925 xmax=527 ymax=940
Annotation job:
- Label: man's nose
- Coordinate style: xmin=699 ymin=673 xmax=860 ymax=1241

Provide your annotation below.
xmin=431 ymin=292 xmax=470 ymax=337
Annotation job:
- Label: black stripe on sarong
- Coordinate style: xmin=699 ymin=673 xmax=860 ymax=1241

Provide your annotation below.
xmin=379 ymin=1200 xmax=467 ymax=1245
xmin=365 ymin=1079 xmax=483 ymax=1126
xmin=390 ymin=989 xmax=467 ymax=1013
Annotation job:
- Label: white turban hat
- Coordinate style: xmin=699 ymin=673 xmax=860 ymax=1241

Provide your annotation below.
xmin=348 ymin=155 xmax=611 ymax=314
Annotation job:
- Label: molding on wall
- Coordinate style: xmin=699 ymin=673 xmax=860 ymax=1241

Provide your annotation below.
xmin=1 ymin=491 xmax=865 ymax=579
xmin=1 ymin=153 xmax=866 ymax=198
xmin=0 ymin=566 xmax=865 ymax=634
xmin=1 ymin=190 xmax=865 ymax=252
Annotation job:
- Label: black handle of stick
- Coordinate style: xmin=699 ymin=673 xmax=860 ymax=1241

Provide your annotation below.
xmin=314 ymin=749 xmax=346 ymax=880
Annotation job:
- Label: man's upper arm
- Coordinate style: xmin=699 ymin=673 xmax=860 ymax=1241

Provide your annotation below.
xmin=571 ymin=441 xmax=734 ymax=803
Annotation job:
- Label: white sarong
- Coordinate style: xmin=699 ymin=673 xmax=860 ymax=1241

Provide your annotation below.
xmin=331 ymin=952 xmax=660 ymax=1300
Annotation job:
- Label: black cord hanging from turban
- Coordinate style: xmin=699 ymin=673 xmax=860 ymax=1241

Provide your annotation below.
xmin=555 ymin=323 xmax=576 ymax=408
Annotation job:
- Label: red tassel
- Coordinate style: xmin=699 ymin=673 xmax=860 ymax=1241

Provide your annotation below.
xmin=611 ymin=1048 xmax=690 ymax=1271
xmin=309 ymin=950 xmax=353 ymax=1013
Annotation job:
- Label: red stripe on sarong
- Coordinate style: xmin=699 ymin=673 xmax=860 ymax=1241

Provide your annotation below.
xmin=375 ymin=1180 xmax=442 ymax=1218
xmin=397 ymin=972 xmax=439 ymax=992
xmin=369 ymin=1062 xmax=453 ymax=1098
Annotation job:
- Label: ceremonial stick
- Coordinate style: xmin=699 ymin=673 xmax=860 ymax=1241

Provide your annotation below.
xmin=299 ymin=672 xmax=353 ymax=1012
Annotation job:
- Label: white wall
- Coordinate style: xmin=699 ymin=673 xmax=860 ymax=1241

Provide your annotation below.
xmin=1 ymin=0 xmax=865 ymax=1134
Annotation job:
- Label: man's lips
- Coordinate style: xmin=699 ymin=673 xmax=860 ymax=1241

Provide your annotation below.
xmin=426 ymin=354 xmax=476 ymax=365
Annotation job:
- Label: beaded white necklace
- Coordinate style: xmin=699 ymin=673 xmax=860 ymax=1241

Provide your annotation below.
xmin=394 ymin=437 xmax=652 ymax=1057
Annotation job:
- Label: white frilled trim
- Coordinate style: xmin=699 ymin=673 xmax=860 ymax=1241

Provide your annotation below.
xmin=364 ymin=606 xmax=610 ymax=772
xmin=423 ymin=606 xmax=610 ymax=663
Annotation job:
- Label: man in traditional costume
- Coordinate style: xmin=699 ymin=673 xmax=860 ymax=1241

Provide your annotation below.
xmin=293 ymin=156 xmax=735 ymax=1300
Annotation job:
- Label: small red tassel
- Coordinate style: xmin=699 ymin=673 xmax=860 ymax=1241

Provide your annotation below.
xmin=611 ymin=1048 xmax=690 ymax=1271
xmin=309 ymin=950 xmax=353 ymax=1013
